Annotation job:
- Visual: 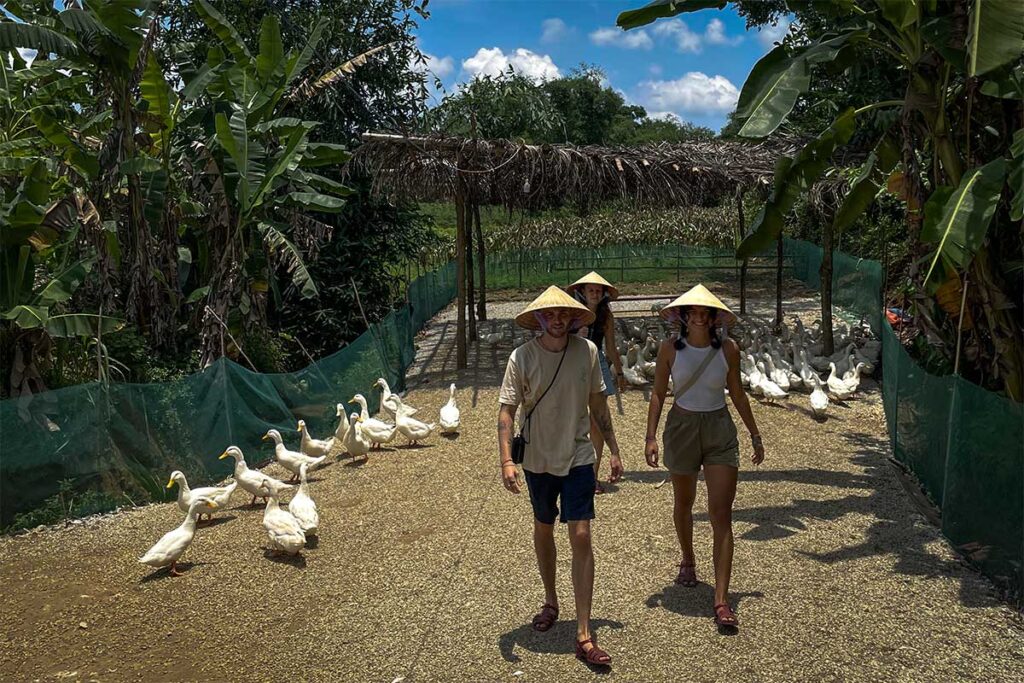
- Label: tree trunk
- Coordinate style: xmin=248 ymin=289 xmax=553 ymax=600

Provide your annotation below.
xmin=455 ymin=175 xmax=467 ymax=370
xmin=736 ymin=186 xmax=747 ymax=316
xmin=474 ymin=203 xmax=487 ymax=321
xmin=820 ymin=220 xmax=835 ymax=357
xmin=466 ymin=200 xmax=477 ymax=342
xmin=775 ymin=233 xmax=784 ymax=329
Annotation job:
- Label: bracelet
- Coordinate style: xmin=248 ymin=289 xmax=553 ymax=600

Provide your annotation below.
xmin=750 ymin=434 xmax=763 ymax=442
xmin=645 ymin=436 xmax=658 ymax=442
xmin=500 ymin=461 xmax=515 ymax=468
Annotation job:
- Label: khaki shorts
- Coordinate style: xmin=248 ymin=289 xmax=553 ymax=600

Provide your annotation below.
xmin=662 ymin=405 xmax=739 ymax=475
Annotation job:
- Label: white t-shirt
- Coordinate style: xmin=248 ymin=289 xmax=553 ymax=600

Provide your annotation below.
xmin=499 ymin=335 xmax=605 ymax=476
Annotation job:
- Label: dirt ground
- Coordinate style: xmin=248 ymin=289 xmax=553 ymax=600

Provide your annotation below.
xmin=1 ymin=286 xmax=1022 ymax=682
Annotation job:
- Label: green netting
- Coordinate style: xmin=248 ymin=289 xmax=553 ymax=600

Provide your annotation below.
xmin=785 ymin=237 xmax=1022 ymax=601
xmin=0 ymin=261 xmax=456 ymax=527
xmin=485 ymin=244 xmax=786 ymax=291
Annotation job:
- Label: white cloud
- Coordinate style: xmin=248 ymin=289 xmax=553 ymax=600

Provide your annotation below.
xmin=635 ymin=72 xmax=740 ymax=115
xmin=590 ymin=27 xmax=653 ymax=50
xmin=652 ymin=19 xmax=703 ymax=53
xmin=541 ymin=18 xmax=571 ymax=44
xmin=462 ymin=47 xmax=560 ymax=83
xmin=705 ymin=18 xmax=743 ymax=46
xmin=412 ymin=50 xmax=454 ymax=79
xmin=757 ymin=17 xmax=792 ymax=48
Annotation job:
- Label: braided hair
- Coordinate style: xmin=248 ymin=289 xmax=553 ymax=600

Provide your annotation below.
xmin=673 ymin=307 xmax=723 ymax=351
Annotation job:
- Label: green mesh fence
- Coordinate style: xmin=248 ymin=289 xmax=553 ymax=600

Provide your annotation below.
xmin=784 ymin=237 xmax=1022 ymax=601
xmin=484 ymin=244 xmax=786 ymax=291
xmin=0 ymin=261 xmax=456 ymax=528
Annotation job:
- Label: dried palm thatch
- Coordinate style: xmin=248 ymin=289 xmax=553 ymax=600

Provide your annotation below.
xmin=348 ymin=133 xmax=803 ymax=211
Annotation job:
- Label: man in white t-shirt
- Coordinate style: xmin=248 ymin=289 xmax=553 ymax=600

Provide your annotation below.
xmin=498 ymin=286 xmax=622 ymax=667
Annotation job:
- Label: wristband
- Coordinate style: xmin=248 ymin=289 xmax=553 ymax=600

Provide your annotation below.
xmin=645 ymin=436 xmax=657 ymax=442
xmin=500 ymin=461 xmax=515 ymax=468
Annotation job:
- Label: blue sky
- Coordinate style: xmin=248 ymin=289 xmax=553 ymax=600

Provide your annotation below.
xmin=413 ymin=0 xmax=792 ymax=132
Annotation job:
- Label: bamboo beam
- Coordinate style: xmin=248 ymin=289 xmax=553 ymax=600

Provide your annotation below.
xmin=455 ymin=157 xmax=467 ymax=369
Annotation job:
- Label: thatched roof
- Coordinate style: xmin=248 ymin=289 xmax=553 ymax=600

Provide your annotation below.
xmin=348 ymin=133 xmax=802 ymax=210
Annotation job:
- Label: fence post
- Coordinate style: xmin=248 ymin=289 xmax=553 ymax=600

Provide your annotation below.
xmin=676 ymin=243 xmax=681 ymax=282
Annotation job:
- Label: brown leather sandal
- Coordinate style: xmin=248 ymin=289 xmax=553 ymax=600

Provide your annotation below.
xmin=675 ymin=562 xmax=698 ymax=587
xmin=531 ymin=603 xmax=559 ymax=632
xmin=713 ymin=602 xmax=739 ymax=627
xmin=575 ymin=637 xmax=611 ymax=666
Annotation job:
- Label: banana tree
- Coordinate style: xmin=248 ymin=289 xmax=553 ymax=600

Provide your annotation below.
xmin=185 ymin=1 xmax=352 ymax=365
xmin=618 ymin=0 xmax=1024 ymax=399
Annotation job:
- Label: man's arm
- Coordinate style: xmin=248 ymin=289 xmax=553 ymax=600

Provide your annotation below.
xmin=589 ymin=392 xmax=623 ymax=481
xmin=498 ymin=403 xmax=521 ymax=493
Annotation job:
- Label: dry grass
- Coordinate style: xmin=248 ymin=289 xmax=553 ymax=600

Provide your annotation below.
xmin=1 ymin=289 xmax=1021 ymax=682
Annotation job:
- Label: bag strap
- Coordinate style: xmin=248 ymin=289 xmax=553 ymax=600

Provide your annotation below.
xmin=520 ymin=342 xmax=569 ymax=440
xmin=672 ymin=343 xmax=718 ymax=402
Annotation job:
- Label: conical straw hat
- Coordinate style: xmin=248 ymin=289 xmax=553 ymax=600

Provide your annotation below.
xmin=659 ymin=284 xmax=737 ymax=326
xmin=515 ymin=285 xmax=596 ymax=330
xmin=566 ymin=271 xmax=619 ymax=300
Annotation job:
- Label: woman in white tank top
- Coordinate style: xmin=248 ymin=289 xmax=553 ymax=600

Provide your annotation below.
xmin=643 ymin=284 xmax=765 ymax=630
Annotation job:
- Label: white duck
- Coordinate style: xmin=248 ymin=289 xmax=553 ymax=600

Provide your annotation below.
xmin=622 ymin=347 xmax=649 ymax=387
xmin=264 ymin=429 xmax=326 ymax=482
xmin=826 ymin=362 xmax=855 ymax=400
xmin=288 ymin=463 xmax=319 ymax=537
xmin=139 ymin=498 xmax=215 ymax=576
xmin=260 ymin=485 xmax=306 ymax=556
xmin=798 ymin=350 xmax=817 ymax=388
xmin=843 ymin=362 xmax=866 ymax=395
xmin=218 ymin=446 xmax=294 ymax=506
xmin=764 ymin=355 xmax=790 ymax=392
xmin=809 ymin=375 xmax=829 ymax=417
xmin=392 ymin=394 xmax=436 ymax=445
xmin=439 ymin=383 xmax=461 ymax=434
xmin=297 ymin=420 xmax=333 ymax=458
xmin=333 ymin=403 xmax=350 ymax=452
xmin=350 ymin=394 xmax=398 ymax=449
xmin=166 ymin=470 xmax=236 ymax=524
xmin=748 ymin=360 xmax=766 ymax=396
xmin=343 ymin=412 xmax=372 ymax=460
xmin=755 ymin=362 xmax=789 ymax=403
xmin=374 ymin=378 xmax=418 ymax=417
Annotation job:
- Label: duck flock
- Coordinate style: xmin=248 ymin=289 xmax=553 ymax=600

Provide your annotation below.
xmin=614 ymin=311 xmax=880 ymax=418
xmin=139 ymin=379 xmax=461 ymax=576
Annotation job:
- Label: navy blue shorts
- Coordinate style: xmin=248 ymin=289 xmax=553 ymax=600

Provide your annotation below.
xmin=524 ymin=465 xmax=596 ymax=525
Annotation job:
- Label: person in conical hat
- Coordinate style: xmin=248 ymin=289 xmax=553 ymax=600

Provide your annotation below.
xmin=566 ymin=272 xmax=625 ymax=494
xmin=643 ymin=283 xmax=764 ymax=631
xmin=498 ymin=285 xmax=621 ymax=666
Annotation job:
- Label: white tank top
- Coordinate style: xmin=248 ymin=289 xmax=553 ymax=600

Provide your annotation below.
xmin=671 ymin=342 xmax=728 ymax=412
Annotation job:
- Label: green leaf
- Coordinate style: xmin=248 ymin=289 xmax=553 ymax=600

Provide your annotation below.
xmin=119 ymin=156 xmax=163 ymax=174
xmin=832 ymin=133 xmax=900 ymax=233
xmin=29 ymin=109 xmax=99 ymax=180
xmin=298 ymin=142 xmax=351 ymax=167
xmin=256 ymin=14 xmax=284 ymax=86
xmin=737 ymin=108 xmax=859 ymax=258
xmin=736 ymin=47 xmax=809 ymax=138
xmin=139 ymin=168 xmax=168 ymax=229
xmin=979 ymin=63 xmax=1024 ymax=99
xmin=283 ymin=18 xmax=327 ymax=88
xmin=921 ymin=16 xmax=967 ymax=68
xmin=0 ymin=22 xmax=80 ymax=58
xmin=44 ymin=313 xmax=125 ymax=338
xmin=215 ymin=110 xmax=264 ymax=214
xmin=616 ymin=0 xmax=726 ymax=30
xmin=1009 ymin=129 xmax=1023 ymax=222
xmin=252 ymin=117 xmax=318 ymax=135
xmin=294 ymin=170 xmax=352 ymax=195
xmin=195 ymin=0 xmax=252 ymax=66
xmin=31 ymin=257 xmax=93 ymax=307
xmin=286 ymin=191 xmax=347 ymax=213
xmin=185 ymin=286 xmax=210 ymax=304
xmin=258 ymin=222 xmax=318 ymax=298
xmin=921 ymin=158 xmax=1008 ymax=285
xmin=967 ymin=0 xmax=1024 ymax=77
xmin=251 ymin=127 xmax=307 ymax=209
xmin=3 ymin=304 xmax=48 ymax=330
xmin=1 ymin=161 xmax=50 ymax=245
xmin=876 ymin=0 xmax=920 ymax=30
xmin=140 ymin=51 xmax=176 ymax=147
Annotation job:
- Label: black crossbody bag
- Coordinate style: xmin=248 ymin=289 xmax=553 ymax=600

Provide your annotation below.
xmin=511 ymin=343 xmax=569 ymax=465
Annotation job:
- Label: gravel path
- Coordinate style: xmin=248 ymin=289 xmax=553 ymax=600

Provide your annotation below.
xmin=1 ymin=289 xmax=1021 ymax=682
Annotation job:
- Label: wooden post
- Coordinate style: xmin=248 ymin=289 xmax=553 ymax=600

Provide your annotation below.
xmin=474 ymin=202 xmax=487 ymax=321
xmin=820 ymin=219 xmax=835 ymax=357
xmin=775 ymin=233 xmax=784 ymax=329
xmin=736 ymin=187 xmax=747 ymax=315
xmin=455 ymin=163 xmax=467 ymax=369
xmin=466 ymin=199 xmax=477 ymax=342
